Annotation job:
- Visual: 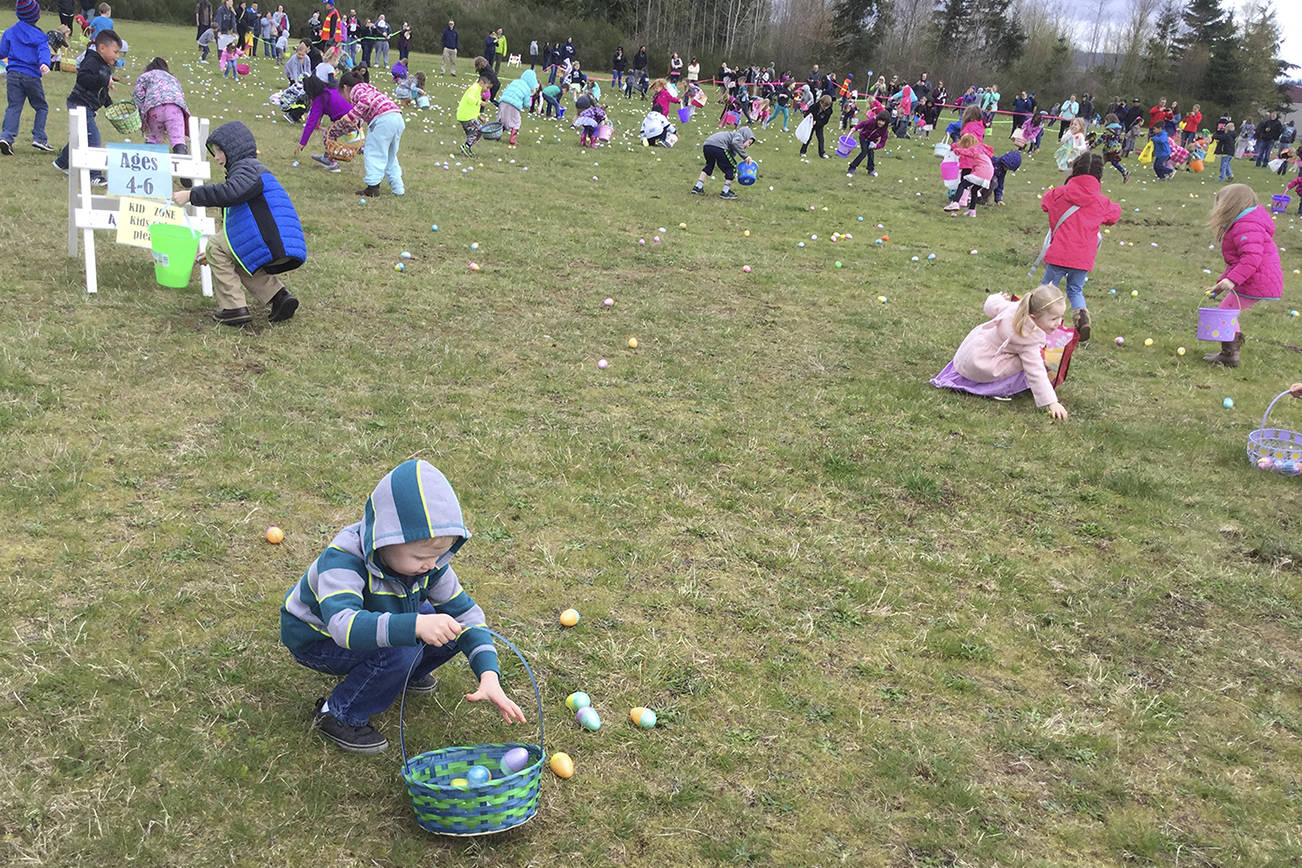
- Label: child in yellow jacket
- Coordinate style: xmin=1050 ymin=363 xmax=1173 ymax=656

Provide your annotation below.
xmin=456 ymin=76 xmax=489 ymax=156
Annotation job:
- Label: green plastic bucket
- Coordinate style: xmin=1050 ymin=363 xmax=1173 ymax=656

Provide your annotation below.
xmin=148 ymin=223 xmax=202 ymax=288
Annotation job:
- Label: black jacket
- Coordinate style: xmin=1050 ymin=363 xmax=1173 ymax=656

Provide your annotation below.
xmin=1260 ymin=118 xmax=1283 ymax=141
xmin=632 ymin=49 xmax=647 ymax=70
xmin=69 ymin=48 xmax=114 ymax=110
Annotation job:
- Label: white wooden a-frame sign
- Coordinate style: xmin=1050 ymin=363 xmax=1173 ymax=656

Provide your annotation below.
xmin=66 ymin=106 xmax=217 ymax=296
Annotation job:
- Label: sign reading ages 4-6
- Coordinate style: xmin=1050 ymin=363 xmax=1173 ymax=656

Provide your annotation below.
xmin=107 ymin=142 xmax=171 ymax=200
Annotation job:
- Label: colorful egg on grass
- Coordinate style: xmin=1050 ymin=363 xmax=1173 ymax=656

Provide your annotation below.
xmin=501 ymin=747 xmax=530 ymax=774
xmin=550 ymin=752 xmax=574 ymax=779
xmin=265 ymin=526 xmax=284 ymax=544
xmin=1223 ymin=397 xmax=1234 ymax=409
xmin=465 ymin=764 xmax=492 ymax=785
xmin=577 ymin=707 xmax=602 ymax=731
xmin=559 ymin=608 xmax=580 ymax=627
xmin=566 ymin=691 xmax=591 ymax=712
xmin=629 ymin=707 xmax=657 ymax=729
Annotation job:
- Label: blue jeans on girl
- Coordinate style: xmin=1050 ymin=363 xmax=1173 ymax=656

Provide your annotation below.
xmin=1217 ymin=154 xmax=1233 ymax=181
xmin=1042 ymin=263 xmax=1088 ymax=312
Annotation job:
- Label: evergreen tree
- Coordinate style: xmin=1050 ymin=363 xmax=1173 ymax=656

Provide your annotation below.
xmin=1177 ymin=0 xmax=1230 ymax=51
xmin=1142 ymin=0 xmax=1182 ymax=91
xmin=833 ymin=0 xmax=893 ymax=70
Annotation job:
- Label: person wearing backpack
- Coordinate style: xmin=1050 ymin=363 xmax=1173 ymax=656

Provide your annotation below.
xmin=1035 ymin=153 xmax=1121 ymax=342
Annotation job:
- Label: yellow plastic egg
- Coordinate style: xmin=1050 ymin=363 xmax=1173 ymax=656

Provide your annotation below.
xmin=450 ymin=777 xmax=469 ymax=787
xmin=550 ymin=752 xmax=574 ymax=779
xmin=1143 ymin=338 xmax=1153 ymax=347
xmin=627 ymin=337 xmax=639 ymax=349
xmin=559 ymin=608 xmax=580 ymax=627
xmin=743 ymin=229 xmax=750 ymax=237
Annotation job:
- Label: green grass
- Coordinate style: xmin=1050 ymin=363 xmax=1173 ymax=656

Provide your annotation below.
xmin=2 ymin=18 xmax=1302 ymax=866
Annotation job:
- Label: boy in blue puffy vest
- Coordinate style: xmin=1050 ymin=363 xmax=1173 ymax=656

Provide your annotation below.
xmin=172 ymin=121 xmax=304 ymax=325
xmin=280 ymin=459 xmax=527 ymax=754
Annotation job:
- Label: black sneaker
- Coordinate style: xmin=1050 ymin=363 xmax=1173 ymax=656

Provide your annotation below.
xmin=212 ymin=306 xmax=253 ymax=326
xmin=407 ymin=674 xmax=437 ymax=694
xmin=31 ymin=140 xmax=54 ymax=152
xmin=690 ymin=186 xmax=704 ymax=195
xmin=312 ymin=698 xmax=388 ymax=754
xmin=267 ymin=289 xmax=298 ymax=323
xmin=719 ymin=190 xmax=739 ymax=200
xmin=459 ymin=143 xmax=472 ymax=157
xmin=0 ymin=140 xmax=14 ymax=156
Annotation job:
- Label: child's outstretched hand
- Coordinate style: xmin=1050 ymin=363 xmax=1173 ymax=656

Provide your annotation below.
xmin=1290 ymin=383 xmax=1302 ymax=398
xmin=465 ymin=670 xmax=527 ymax=723
xmin=1048 ymin=401 xmax=1069 ymax=421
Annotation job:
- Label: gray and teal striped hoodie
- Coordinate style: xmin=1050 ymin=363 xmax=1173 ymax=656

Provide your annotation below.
xmin=280 ymin=460 xmax=499 ymax=677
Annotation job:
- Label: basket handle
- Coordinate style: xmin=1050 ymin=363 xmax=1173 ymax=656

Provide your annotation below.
xmin=398 ymin=628 xmax=544 ymax=768
xmin=1261 ymin=391 xmax=1294 ymax=433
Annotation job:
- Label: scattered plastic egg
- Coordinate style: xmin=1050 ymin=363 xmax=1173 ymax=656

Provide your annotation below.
xmin=630 ymin=707 xmax=657 ymax=729
xmin=566 ymin=691 xmax=591 ymax=712
xmin=1223 ymin=397 xmax=1234 ymax=409
xmin=1144 ymin=338 xmax=1153 ymax=346
xmin=603 ymin=297 xmax=614 ymax=308
xmin=559 ymin=608 xmax=580 ymax=627
xmin=550 ymin=752 xmax=574 ymax=779
xmin=1177 ymin=346 xmax=1186 ymax=356
xmin=501 ymin=747 xmax=530 ymax=774
xmin=466 ymin=765 xmax=492 ymax=785
xmin=597 ymin=359 xmax=608 ymax=370
xmin=627 ymin=337 xmax=638 ymax=349
xmin=742 ymin=265 xmax=751 ymax=273
xmin=1115 ymin=336 xmax=1125 ymax=346
xmin=576 ymin=707 xmax=602 ymax=731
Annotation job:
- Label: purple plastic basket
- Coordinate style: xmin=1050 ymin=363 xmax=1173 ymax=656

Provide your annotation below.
xmin=1248 ymin=390 xmax=1302 ymax=475
xmin=1271 ymin=194 xmax=1291 ymax=214
xmin=1197 ymin=306 xmax=1240 ymax=341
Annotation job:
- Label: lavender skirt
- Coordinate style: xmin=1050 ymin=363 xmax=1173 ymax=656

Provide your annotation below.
xmin=930 ymin=361 xmax=1029 ymax=398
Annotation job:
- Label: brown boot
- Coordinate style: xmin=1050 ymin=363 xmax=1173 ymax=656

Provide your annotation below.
xmin=1202 ymin=331 xmax=1245 ymax=367
xmin=1072 ymin=307 xmax=1091 ymax=342
xmin=355 ymin=184 xmax=381 ymax=197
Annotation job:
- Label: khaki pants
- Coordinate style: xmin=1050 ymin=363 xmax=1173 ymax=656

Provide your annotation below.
xmin=208 ymin=230 xmax=283 ymax=310
xmin=441 ymin=47 xmax=457 ymax=75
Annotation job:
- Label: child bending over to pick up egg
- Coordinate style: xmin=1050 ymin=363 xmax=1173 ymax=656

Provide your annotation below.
xmin=280 ymin=460 xmax=527 ymax=754
xmin=931 ymin=284 xmax=1071 ymax=420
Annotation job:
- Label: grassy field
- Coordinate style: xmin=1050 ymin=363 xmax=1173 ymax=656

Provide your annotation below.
xmin=2 ymin=18 xmax=1302 ymax=866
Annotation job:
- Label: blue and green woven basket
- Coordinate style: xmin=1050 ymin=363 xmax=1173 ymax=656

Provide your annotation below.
xmin=398 ymin=630 xmax=546 ymax=836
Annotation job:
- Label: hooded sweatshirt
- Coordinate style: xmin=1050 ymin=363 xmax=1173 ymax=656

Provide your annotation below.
xmin=1219 ymin=205 xmax=1284 ymax=300
xmin=499 ymin=68 xmax=538 ymax=111
xmin=457 ymin=81 xmax=484 ymax=122
xmin=280 ymin=460 xmax=500 ymax=678
xmin=1040 ymin=173 xmax=1121 ymax=271
xmin=189 ymin=121 xmax=306 ymax=275
xmin=0 ymin=18 xmax=51 ymax=77
xmin=991 ymin=151 xmax=1021 ymax=203
xmin=703 ymin=126 xmax=752 ymax=161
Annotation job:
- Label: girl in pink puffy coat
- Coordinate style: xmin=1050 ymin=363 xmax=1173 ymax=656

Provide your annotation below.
xmin=1204 ymin=183 xmax=1285 ymax=367
xmin=946 ymin=133 xmax=994 ymax=217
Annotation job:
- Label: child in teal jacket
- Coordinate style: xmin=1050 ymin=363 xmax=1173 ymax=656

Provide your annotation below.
xmin=280 ymin=459 xmax=526 ymax=753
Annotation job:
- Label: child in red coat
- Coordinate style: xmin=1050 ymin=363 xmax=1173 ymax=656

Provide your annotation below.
xmin=1036 ymin=153 xmax=1121 ymax=340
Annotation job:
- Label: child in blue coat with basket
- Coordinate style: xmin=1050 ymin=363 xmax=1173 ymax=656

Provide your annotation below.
xmin=280 ymin=459 xmax=526 ymax=754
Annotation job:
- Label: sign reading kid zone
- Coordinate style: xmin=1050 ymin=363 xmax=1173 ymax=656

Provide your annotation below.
xmin=115 ymin=198 xmax=189 ymax=249
xmin=106 ymin=142 xmax=172 ymax=200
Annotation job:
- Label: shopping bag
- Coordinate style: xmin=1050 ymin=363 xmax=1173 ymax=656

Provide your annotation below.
xmin=1137 ymin=140 xmax=1154 ymax=164
xmin=795 ymin=114 xmax=813 ymax=145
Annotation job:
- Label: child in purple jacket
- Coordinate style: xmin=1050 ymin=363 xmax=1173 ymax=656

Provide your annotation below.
xmin=846 ymin=109 xmax=887 ymax=176
xmin=295 ymin=73 xmax=351 ymax=172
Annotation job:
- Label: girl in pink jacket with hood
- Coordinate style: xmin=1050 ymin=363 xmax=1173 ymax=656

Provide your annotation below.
xmin=1037 ymin=153 xmax=1121 ymax=341
xmin=946 ymin=133 xmax=994 ymax=216
xmin=1203 ymin=183 xmax=1285 ymax=367
xmin=931 ymin=285 xmax=1071 ymax=420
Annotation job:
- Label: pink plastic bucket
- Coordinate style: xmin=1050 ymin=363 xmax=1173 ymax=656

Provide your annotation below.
xmin=1197 ymin=306 xmax=1240 ymax=341
xmin=940 ymin=159 xmax=960 ymax=182
xmin=597 ymin=123 xmax=613 ymax=142
xmin=835 ymin=135 xmax=857 ymax=157
xmin=723 ymin=111 xmax=739 ymax=125
xmin=677 ymin=106 xmax=691 ymax=123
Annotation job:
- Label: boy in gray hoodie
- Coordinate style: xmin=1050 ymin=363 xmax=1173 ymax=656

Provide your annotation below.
xmin=691 ymin=125 xmax=753 ymax=199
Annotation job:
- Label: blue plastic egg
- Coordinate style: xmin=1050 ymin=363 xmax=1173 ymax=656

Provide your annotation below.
xmin=465 ymin=764 xmax=492 ymax=785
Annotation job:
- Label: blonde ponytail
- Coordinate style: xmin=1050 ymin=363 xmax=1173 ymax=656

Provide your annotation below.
xmin=1011 ymin=285 xmax=1066 ymax=337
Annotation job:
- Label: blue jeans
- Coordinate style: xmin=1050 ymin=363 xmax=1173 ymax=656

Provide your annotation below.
xmin=3 ymin=71 xmax=49 ymax=144
xmin=547 ymin=65 xmax=557 ymax=85
xmin=612 ymin=69 xmax=622 ymax=88
xmin=55 ymin=103 xmax=104 ymax=180
xmin=542 ymin=93 xmax=561 ymax=117
xmin=1042 ymin=263 xmax=1088 ymax=311
xmin=766 ymin=104 xmax=789 ymax=130
xmin=1255 ymin=141 xmax=1273 ymax=167
xmin=362 ymin=110 xmax=404 ymax=193
xmin=1218 ymin=154 xmax=1233 ymax=180
xmin=289 ymin=602 xmax=461 ymax=726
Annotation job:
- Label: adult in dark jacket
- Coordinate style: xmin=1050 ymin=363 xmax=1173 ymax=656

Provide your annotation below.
xmin=194 ymin=0 xmax=212 ymax=41
xmin=180 ymin=121 xmax=305 ymax=325
xmin=483 ymin=31 xmax=496 ymax=65
xmin=560 ymin=37 xmax=575 ymax=62
xmin=216 ymin=0 xmax=236 ymax=34
xmin=632 ymin=45 xmax=647 ymax=74
xmin=611 ymin=47 xmax=626 ymax=89
xmin=913 ymin=73 xmax=930 ymax=99
xmin=440 ymin=19 xmax=457 ymax=75
xmin=1256 ymin=112 xmax=1282 ymax=167
xmin=1079 ymin=93 xmax=1094 ymax=126
xmin=1010 ymin=92 xmax=1031 ymax=138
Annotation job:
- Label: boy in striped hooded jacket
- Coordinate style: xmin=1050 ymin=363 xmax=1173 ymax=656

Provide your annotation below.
xmin=281 ymin=460 xmax=527 ymax=753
